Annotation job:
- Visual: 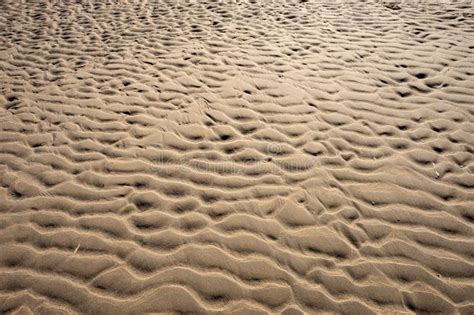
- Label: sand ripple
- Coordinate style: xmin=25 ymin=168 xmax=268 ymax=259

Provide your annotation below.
xmin=1 ymin=0 xmax=473 ymax=314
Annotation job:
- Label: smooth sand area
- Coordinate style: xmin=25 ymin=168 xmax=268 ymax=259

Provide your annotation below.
xmin=1 ymin=0 xmax=473 ymax=314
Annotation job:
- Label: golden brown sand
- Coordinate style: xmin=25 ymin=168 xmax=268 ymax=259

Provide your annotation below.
xmin=1 ymin=0 xmax=474 ymax=314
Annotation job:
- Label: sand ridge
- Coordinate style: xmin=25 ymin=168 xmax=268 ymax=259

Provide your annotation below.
xmin=0 ymin=0 xmax=474 ymax=314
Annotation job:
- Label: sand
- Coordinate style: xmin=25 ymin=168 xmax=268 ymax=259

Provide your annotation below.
xmin=0 ymin=0 xmax=473 ymax=314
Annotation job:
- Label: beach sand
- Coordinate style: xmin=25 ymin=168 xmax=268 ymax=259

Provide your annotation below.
xmin=1 ymin=0 xmax=473 ymax=313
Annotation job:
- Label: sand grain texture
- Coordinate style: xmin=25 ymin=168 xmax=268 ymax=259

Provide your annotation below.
xmin=1 ymin=0 xmax=474 ymax=314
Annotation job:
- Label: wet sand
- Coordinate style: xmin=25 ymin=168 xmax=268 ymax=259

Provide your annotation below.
xmin=1 ymin=0 xmax=474 ymax=314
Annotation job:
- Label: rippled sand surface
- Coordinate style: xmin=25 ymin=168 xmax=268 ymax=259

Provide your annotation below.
xmin=1 ymin=0 xmax=474 ymax=314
